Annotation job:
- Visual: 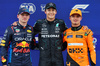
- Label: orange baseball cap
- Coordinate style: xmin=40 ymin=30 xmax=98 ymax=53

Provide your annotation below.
xmin=70 ymin=9 xmax=82 ymax=16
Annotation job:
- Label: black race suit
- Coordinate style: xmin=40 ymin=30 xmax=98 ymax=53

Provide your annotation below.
xmin=33 ymin=19 xmax=68 ymax=66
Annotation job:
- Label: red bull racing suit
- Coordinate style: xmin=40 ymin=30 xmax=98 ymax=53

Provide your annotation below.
xmin=0 ymin=22 xmax=36 ymax=66
xmin=63 ymin=25 xmax=96 ymax=66
xmin=34 ymin=19 xmax=68 ymax=66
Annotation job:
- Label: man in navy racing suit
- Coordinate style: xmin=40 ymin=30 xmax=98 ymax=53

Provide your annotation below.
xmin=0 ymin=7 xmax=36 ymax=66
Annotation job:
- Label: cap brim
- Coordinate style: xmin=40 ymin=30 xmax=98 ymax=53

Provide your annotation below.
xmin=70 ymin=13 xmax=82 ymax=16
xmin=20 ymin=12 xmax=30 ymax=15
xmin=46 ymin=6 xmax=56 ymax=9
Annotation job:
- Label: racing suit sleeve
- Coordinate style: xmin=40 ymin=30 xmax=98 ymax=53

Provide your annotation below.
xmin=87 ymin=30 xmax=96 ymax=66
xmin=62 ymin=21 xmax=68 ymax=32
xmin=0 ymin=26 xmax=12 ymax=65
xmin=33 ymin=21 xmax=40 ymax=35
xmin=62 ymin=31 xmax=67 ymax=51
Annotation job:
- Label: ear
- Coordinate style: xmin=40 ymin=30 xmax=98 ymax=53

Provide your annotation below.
xmin=17 ymin=15 xmax=19 ymax=18
xmin=29 ymin=15 xmax=30 ymax=18
xmin=55 ymin=10 xmax=57 ymax=14
xmin=44 ymin=10 xmax=46 ymax=14
xmin=80 ymin=17 xmax=82 ymax=20
xmin=69 ymin=17 xmax=71 ymax=20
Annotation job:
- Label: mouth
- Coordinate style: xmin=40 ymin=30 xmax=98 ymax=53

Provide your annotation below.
xmin=23 ymin=19 xmax=27 ymax=20
xmin=74 ymin=20 xmax=78 ymax=22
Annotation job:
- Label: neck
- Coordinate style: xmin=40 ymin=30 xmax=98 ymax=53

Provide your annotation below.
xmin=72 ymin=24 xmax=80 ymax=27
xmin=71 ymin=25 xmax=82 ymax=31
xmin=46 ymin=18 xmax=55 ymax=22
xmin=19 ymin=21 xmax=27 ymax=26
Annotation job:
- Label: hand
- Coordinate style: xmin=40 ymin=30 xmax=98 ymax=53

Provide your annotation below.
xmin=3 ymin=65 xmax=7 ymax=66
xmin=83 ymin=25 xmax=89 ymax=30
xmin=12 ymin=21 xmax=18 ymax=26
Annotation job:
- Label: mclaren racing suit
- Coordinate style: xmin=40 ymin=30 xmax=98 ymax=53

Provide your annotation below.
xmin=0 ymin=22 xmax=36 ymax=66
xmin=33 ymin=19 xmax=68 ymax=66
xmin=63 ymin=25 xmax=96 ymax=66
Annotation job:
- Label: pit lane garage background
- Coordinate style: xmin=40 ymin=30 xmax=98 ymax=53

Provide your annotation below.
xmin=0 ymin=0 xmax=99 ymax=66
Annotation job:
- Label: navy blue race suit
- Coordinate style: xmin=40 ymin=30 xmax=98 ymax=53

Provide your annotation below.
xmin=0 ymin=22 xmax=36 ymax=66
xmin=33 ymin=19 xmax=68 ymax=66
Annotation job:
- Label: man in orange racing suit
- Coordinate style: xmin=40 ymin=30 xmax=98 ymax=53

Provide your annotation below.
xmin=63 ymin=9 xmax=96 ymax=66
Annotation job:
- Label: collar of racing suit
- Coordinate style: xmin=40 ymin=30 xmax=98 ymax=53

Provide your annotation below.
xmin=17 ymin=22 xmax=29 ymax=29
xmin=71 ymin=25 xmax=82 ymax=31
xmin=45 ymin=18 xmax=57 ymax=24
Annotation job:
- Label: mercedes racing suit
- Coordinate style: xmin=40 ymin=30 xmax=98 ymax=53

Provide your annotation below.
xmin=0 ymin=22 xmax=35 ymax=66
xmin=33 ymin=19 xmax=68 ymax=66
xmin=63 ymin=25 xmax=96 ymax=66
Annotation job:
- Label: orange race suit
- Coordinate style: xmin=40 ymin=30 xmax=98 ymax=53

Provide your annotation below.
xmin=63 ymin=25 xmax=96 ymax=66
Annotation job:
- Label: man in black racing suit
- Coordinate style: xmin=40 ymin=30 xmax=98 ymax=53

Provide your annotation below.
xmin=33 ymin=3 xmax=68 ymax=66
xmin=34 ymin=19 xmax=68 ymax=66
xmin=0 ymin=7 xmax=36 ymax=66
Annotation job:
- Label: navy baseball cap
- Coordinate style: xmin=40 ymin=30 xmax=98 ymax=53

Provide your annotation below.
xmin=45 ymin=3 xmax=56 ymax=10
xmin=18 ymin=7 xmax=30 ymax=15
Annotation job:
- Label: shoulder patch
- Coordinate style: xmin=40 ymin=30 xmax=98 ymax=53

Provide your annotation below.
xmin=85 ymin=29 xmax=91 ymax=36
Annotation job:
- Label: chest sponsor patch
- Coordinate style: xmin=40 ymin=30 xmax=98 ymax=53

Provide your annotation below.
xmin=76 ymin=35 xmax=83 ymax=38
xmin=67 ymin=35 xmax=73 ymax=38
xmin=68 ymin=43 xmax=83 ymax=46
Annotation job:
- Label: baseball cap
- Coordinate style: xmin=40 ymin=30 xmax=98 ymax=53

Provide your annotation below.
xmin=18 ymin=7 xmax=30 ymax=15
xmin=70 ymin=9 xmax=82 ymax=16
xmin=45 ymin=3 xmax=56 ymax=10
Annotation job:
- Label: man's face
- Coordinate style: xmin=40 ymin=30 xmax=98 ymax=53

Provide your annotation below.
xmin=45 ymin=7 xmax=57 ymax=19
xmin=69 ymin=14 xmax=82 ymax=25
xmin=17 ymin=13 xmax=30 ymax=23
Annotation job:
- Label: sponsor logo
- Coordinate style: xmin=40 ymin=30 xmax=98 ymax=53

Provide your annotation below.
xmin=69 ymin=48 xmax=83 ymax=53
xmin=0 ymin=43 xmax=5 ymax=46
xmin=14 ymin=37 xmax=32 ymax=41
xmin=76 ymin=35 xmax=83 ymax=38
xmin=41 ymin=28 xmax=47 ymax=30
xmin=13 ymin=48 xmax=30 ymax=53
xmin=93 ymin=37 xmax=97 ymax=44
xmin=13 ymin=27 xmax=17 ymax=29
xmin=42 ymin=23 xmax=47 ymax=27
xmin=67 ymin=35 xmax=73 ymax=38
xmin=28 ymin=27 xmax=32 ymax=29
xmin=41 ymin=35 xmax=60 ymax=38
xmin=27 ymin=30 xmax=32 ymax=33
xmin=40 ymin=4 xmax=46 ymax=11
xmin=20 ymin=3 xmax=36 ymax=14
xmin=16 ymin=41 xmax=30 ymax=48
xmin=1 ymin=56 xmax=6 ymax=63
xmin=14 ymin=33 xmax=21 ymax=35
xmin=93 ymin=37 xmax=97 ymax=51
xmin=1 ymin=40 xmax=6 ymax=43
xmin=0 ymin=36 xmax=3 ymax=43
xmin=72 ymin=4 xmax=89 ymax=13
xmin=68 ymin=43 xmax=83 ymax=46
xmin=4 ymin=34 xmax=7 ymax=36
xmin=5 ymin=29 xmax=8 ymax=33
xmin=64 ymin=32 xmax=67 ymax=36
xmin=56 ymin=23 xmax=59 ymax=27
xmin=16 ymin=29 xmax=20 ymax=32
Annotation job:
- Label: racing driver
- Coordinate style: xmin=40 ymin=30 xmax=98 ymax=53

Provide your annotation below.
xmin=63 ymin=9 xmax=96 ymax=66
xmin=0 ymin=7 xmax=36 ymax=66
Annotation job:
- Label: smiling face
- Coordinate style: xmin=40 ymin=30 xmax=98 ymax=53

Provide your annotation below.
xmin=17 ymin=12 xmax=30 ymax=23
xmin=45 ymin=7 xmax=57 ymax=21
xmin=69 ymin=14 xmax=82 ymax=27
